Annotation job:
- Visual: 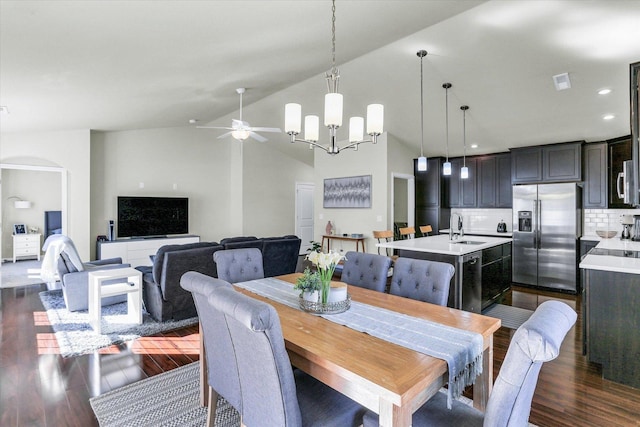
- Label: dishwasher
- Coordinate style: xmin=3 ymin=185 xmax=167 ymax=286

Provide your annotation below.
xmin=461 ymin=251 xmax=482 ymax=313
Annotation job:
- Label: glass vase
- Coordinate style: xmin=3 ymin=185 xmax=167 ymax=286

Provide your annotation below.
xmin=321 ymin=277 xmax=331 ymax=304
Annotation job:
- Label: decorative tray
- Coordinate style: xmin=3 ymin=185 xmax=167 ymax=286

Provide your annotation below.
xmin=299 ymin=295 xmax=351 ymax=315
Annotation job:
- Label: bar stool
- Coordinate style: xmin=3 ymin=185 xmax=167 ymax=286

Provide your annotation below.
xmin=419 ymin=225 xmax=433 ymax=237
xmin=398 ymin=226 xmax=415 ymax=240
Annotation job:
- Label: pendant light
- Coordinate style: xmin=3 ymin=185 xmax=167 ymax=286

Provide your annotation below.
xmin=442 ymin=83 xmax=452 ymax=176
xmin=460 ymin=105 xmax=469 ymax=179
xmin=417 ymin=50 xmax=428 ymax=171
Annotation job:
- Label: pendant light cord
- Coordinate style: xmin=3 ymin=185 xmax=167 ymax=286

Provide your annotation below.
xmin=444 ymin=83 xmax=451 ymax=161
xmin=331 ymin=0 xmax=337 ymax=75
xmin=461 ymin=105 xmax=469 ymax=167
xmin=418 ymin=50 xmax=427 ymax=158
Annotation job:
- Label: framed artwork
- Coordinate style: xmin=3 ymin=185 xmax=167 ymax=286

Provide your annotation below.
xmin=13 ymin=224 xmax=26 ymax=235
xmin=323 ymin=175 xmax=372 ymax=208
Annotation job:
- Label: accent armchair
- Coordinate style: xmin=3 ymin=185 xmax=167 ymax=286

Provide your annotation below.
xmin=362 ymin=300 xmax=577 ymax=427
xmin=41 ymin=234 xmax=130 ymax=311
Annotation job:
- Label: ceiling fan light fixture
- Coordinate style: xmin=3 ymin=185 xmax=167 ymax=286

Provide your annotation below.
xmin=231 ymin=129 xmax=250 ymax=141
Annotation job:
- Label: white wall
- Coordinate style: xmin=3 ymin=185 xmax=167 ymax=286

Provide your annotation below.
xmin=314 ymin=133 xmax=390 ymax=254
xmin=91 ymin=126 xmax=235 ymax=254
xmin=0 ymin=129 xmax=90 ymax=258
xmin=242 ymin=140 xmax=314 ymax=237
xmin=1 ymin=168 xmax=61 ymax=256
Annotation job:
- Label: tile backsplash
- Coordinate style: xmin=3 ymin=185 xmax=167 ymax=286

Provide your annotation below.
xmin=583 ymin=208 xmax=640 ymax=237
xmin=450 ymin=208 xmax=513 ymax=232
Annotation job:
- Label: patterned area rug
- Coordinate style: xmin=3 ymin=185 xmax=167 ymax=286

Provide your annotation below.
xmin=90 ymin=362 xmax=240 ymax=427
xmin=482 ymin=303 xmax=534 ymax=330
xmin=39 ymin=289 xmax=198 ymax=357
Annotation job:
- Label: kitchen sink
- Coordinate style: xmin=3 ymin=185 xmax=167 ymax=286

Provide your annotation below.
xmin=450 ymin=240 xmax=485 ymax=245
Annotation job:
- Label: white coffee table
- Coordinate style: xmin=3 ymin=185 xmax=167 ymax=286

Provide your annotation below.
xmin=88 ymin=267 xmax=142 ymax=334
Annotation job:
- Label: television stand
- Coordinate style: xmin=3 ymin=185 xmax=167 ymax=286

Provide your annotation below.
xmin=97 ymin=235 xmax=200 ymax=268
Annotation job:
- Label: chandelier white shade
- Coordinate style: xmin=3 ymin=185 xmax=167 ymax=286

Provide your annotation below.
xmin=284 ymin=0 xmax=383 ymax=155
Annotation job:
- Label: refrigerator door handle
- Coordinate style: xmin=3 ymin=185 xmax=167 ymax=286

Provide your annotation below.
xmin=537 ymin=200 xmax=542 ymax=249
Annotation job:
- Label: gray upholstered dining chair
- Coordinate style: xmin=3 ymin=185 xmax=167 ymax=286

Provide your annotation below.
xmin=389 ymin=257 xmax=454 ymax=306
xmin=202 ymin=274 xmax=365 ymax=427
xmin=179 ymin=272 xmax=240 ymax=426
xmin=213 ymin=247 xmax=264 ymax=283
xmin=340 ymin=251 xmax=392 ymax=293
xmin=363 ymin=300 xmax=577 ymax=427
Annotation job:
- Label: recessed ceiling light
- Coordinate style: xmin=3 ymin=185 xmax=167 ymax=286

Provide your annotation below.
xmin=0 ymin=106 xmax=9 ymax=115
xmin=603 ymin=114 xmax=615 ymax=120
xmin=598 ymin=88 xmax=612 ymax=95
xmin=189 ymin=119 xmax=198 ymax=124
xmin=471 ymin=144 xmax=478 ymax=149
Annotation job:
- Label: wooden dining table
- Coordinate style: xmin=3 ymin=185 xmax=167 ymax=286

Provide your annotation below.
xmin=199 ymin=273 xmax=501 ymax=427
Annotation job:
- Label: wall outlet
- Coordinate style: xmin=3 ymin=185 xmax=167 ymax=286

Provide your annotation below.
xmin=319 ymin=213 xmax=324 ymax=219
xmin=376 ymin=215 xmax=382 ymax=222
xmin=139 ymin=182 xmax=144 ymax=189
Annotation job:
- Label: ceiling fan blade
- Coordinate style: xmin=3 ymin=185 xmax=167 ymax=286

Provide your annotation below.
xmin=249 ymin=132 xmax=268 ymax=142
xmin=217 ymin=131 xmax=233 ymax=139
xmin=232 ymin=119 xmax=250 ymax=129
xmin=197 ymin=126 xmax=234 ymax=130
xmin=249 ymin=127 xmax=282 ymax=133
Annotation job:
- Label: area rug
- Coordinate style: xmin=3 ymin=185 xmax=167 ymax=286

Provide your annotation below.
xmin=482 ymin=303 xmax=534 ymax=330
xmin=0 ymin=259 xmax=45 ymax=288
xmin=90 ymin=362 xmax=239 ymax=427
xmin=39 ymin=289 xmax=198 ymax=357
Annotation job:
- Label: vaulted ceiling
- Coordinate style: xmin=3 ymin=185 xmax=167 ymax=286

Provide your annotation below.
xmin=2 ymin=0 xmax=640 ymax=160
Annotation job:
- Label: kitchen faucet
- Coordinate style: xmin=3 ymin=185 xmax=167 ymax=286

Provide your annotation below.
xmin=449 ymin=213 xmax=464 ymax=240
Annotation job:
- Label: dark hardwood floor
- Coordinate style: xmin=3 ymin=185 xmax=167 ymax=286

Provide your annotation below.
xmin=1 ymin=282 xmax=639 ymax=426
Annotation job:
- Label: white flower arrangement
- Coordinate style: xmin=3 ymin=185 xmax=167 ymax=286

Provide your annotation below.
xmin=306 ymin=250 xmax=346 ymax=303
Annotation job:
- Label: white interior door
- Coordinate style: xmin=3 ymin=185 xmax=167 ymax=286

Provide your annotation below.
xmin=295 ymin=182 xmax=315 ymax=255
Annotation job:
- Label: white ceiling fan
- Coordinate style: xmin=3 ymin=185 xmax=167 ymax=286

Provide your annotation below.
xmin=197 ymin=87 xmax=281 ymax=142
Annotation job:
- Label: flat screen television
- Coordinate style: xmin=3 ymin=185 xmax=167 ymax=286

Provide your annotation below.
xmin=117 ymin=196 xmax=188 ymax=238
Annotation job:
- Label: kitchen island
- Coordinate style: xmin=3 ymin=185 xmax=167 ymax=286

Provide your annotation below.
xmin=579 ymin=238 xmax=640 ymax=389
xmin=378 ymin=235 xmax=512 ymax=313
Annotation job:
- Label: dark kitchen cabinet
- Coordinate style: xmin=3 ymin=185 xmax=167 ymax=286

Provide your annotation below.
xmin=477 ymin=153 xmax=512 ymax=208
xmin=583 ymin=142 xmax=608 ymax=208
xmin=415 ymin=157 xmax=444 ymax=208
xmin=481 ymin=242 xmax=512 ymax=309
xmin=414 ymin=158 xmax=449 ymax=233
xmin=607 ymin=136 xmax=632 ymax=208
xmin=543 ymin=143 xmax=582 ymax=182
xmin=511 ymin=146 xmax=542 ymax=183
xmin=447 ymin=157 xmax=477 ymax=208
xmin=511 ymin=142 xmax=582 ymax=184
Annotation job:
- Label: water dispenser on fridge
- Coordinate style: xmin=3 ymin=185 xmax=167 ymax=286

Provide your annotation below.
xmin=518 ymin=211 xmax=532 ymax=232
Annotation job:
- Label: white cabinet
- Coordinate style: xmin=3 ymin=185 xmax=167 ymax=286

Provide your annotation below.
xmin=13 ymin=233 xmax=41 ymax=263
xmin=97 ymin=235 xmax=200 ymax=267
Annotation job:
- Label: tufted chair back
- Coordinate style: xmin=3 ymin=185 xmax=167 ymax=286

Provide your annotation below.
xmin=362 ymin=300 xmax=576 ymax=427
xmin=341 ymin=251 xmax=392 ymax=293
xmin=179 ymin=272 xmax=242 ymax=413
xmin=389 ymin=257 xmax=454 ymax=306
xmin=214 ymin=248 xmax=265 ymax=283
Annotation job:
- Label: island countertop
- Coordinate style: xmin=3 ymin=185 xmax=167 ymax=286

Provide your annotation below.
xmin=579 ymin=238 xmax=640 ymax=274
xmin=377 ymin=234 xmax=512 ymax=256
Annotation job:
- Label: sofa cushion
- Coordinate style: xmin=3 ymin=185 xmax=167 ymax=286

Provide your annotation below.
xmin=152 ymin=242 xmax=218 ymax=284
xmin=262 ymin=236 xmax=301 ymax=277
xmin=220 ymin=236 xmax=262 ymax=250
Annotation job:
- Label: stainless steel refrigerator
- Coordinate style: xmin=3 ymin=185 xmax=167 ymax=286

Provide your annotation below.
xmin=512 ymin=183 xmax=581 ymax=293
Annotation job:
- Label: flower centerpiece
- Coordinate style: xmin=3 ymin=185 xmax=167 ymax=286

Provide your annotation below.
xmin=307 ymin=250 xmax=345 ymax=304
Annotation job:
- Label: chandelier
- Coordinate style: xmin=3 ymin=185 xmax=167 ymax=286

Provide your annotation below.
xmin=284 ymin=0 xmax=383 ymax=154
